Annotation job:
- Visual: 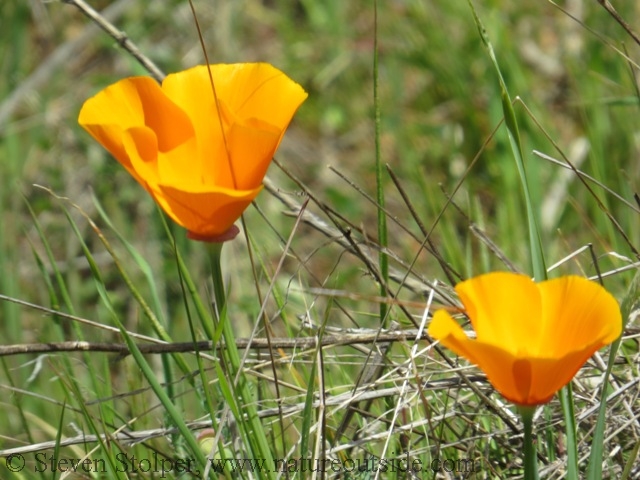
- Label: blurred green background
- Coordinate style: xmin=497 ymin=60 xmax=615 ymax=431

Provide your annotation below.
xmin=1 ymin=0 xmax=639 ymax=477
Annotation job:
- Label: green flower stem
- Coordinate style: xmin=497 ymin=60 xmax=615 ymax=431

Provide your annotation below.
xmin=206 ymin=242 xmax=274 ymax=478
xmin=518 ymin=405 xmax=540 ymax=480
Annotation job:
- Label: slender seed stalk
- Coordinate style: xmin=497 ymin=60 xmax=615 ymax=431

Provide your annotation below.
xmin=373 ymin=0 xmax=389 ymax=326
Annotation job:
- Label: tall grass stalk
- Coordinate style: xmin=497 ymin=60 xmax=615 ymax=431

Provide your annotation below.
xmin=373 ymin=0 xmax=389 ymax=326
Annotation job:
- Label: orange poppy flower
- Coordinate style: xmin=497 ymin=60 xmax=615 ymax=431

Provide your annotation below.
xmin=428 ymin=272 xmax=622 ymax=406
xmin=79 ymin=63 xmax=307 ymax=240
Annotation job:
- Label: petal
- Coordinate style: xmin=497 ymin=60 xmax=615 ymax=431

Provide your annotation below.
xmin=155 ymin=140 xmax=201 ymax=187
xmin=161 ymin=64 xmax=307 ymax=191
xmin=122 ymin=128 xmax=205 ymax=205
xmin=455 ymin=272 xmax=543 ymax=355
xmin=429 ymin=310 xmax=533 ymax=403
xmin=503 ymin=342 xmax=614 ymax=405
xmin=207 ymin=63 xmax=308 ymax=129
xmin=79 ymin=77 xmax=193 ymax=154
xmin=428 ymin=310 xmax=486 ymax=367
xmin=512 ymin=359 xmax=533 ymax=404
xmin=78 ymin=76 xmax=194 ymax=185
xmin=225 ymin=119 xmax=282 ymax=190
xmin=538 ymin=276 xmax=622 ymax=356
xmin=161 ymin=66 xmax=228 ymax=185
xmin=119 ymin=127 xmax=160 ymax=202
xmin=122 ymin=126 xmax=159 ymax=176
xmin=524 ymin=346 xmax=604 ymax=405
xmin=157 ymin=184 xmax=263 ymax=237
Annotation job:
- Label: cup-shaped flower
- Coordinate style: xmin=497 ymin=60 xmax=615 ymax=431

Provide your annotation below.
xmin=79 ymin=63 xmax=307 ymax=240
xmin=428 ymin=272 xmax=622 ymax=406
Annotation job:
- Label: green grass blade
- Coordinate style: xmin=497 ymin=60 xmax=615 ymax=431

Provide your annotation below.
xmin=373 ymin=0 xmax=389 ymax=325
xmin=24 ymin=199 xmax=105 ymax=408
xmin=54 ymin=361 xmax=126 ymax=480
xmin=466 ymin=0 xmax=546 ymax=281
xmin=51 ymin=402 xmax=65 ymax=480
xmin=466 ymin=2 xmax=578 ymax=478
xmin=159 ymin=214 xmax=215 ymax=340
xmin=557 ymin=385 xmax=578 ymax=480
xmin=299 ymin=362 xmax=316 ymax=460
xmin=91 ymin=193 xmax=166 ymax=323
xmin=300 ymin=331 xmax=321 ymax=459
xmin=0 ymin=358 xmax=34 ymax=446
xmin=59 ymin=202 xmax=210 ymax=475
xmin=91 ymin=194 xmax=177 ymax=401
xmin=587 ymin=270 xmax=639 ymax=479
xmin=84 ymin=201 xmax=199 ymax=392
xmin=620 ymin=439 xmax=640 ymax=480
xmin=23 ymin=198 xmax=76 ymax=316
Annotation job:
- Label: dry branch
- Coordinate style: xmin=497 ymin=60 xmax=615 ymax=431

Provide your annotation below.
xmin=0 ymin=329 xmax=432 ymax=357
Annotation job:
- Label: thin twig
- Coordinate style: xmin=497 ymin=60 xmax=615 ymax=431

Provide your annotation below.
xmin=533 ymin=150 xmax=640 ymax=214
xmin=263 ymin=176 xmax=458 ymax=306
xmin=0 ymin=329 xmax=433 ymax=357
xmin=63 ymin=0 xmax=165 ymax=82
xmin=596 ymin=0 xmax=640 ymax=48
xmin=385 ymin=163 xmax=460 ymax=284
